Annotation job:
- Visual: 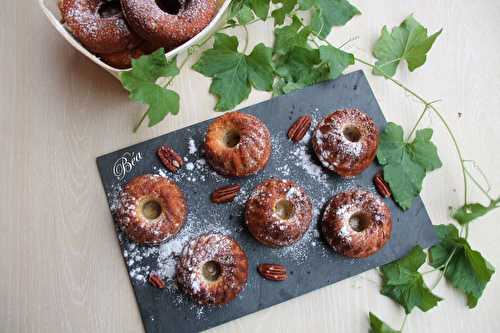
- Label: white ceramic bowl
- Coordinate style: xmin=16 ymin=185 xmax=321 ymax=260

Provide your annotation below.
xmin=39 ymin=0 xmax=231 ymax=79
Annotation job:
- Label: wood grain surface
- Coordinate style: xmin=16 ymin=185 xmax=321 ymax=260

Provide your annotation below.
xmin=1 ymin=1 xmax=500 ymax=332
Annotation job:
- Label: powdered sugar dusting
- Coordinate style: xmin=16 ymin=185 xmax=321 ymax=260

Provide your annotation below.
xmin=61 ymin=0 xmax=139 ymax=54
xmin=103 ymin=106 xmax=379 ymax=320
xmin=292 ymin=145 xmax=327 ymax=182
xmin=121 ymin=0 xmax=218 ymax=46
xmin=188 ymin=138 xmax=197 ymax=154
xmin=312 ymin=108 xmax=378 ymax=174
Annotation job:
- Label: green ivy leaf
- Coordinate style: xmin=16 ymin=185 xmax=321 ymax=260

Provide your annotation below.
xmin=298 ymin=0 xmax=314 ymax=10
xmin=377 ymin=123 xmax=442 ymax=210
xmin=237 ymin=4 xmax=255 ymax=25
xmin=318 ymin=45 xmax=355 ymax=80
xmin=380 ymin=246 xmax=442 ymax=314
xmin=373 ymin=15 xmax=442 ymax=77
xmin=274 ymin=46 xmax=327 ymax=95
xmin=120 ymin=48 xmax=180 ymax=127
xmin=121 ymin=49 xmax=179 ymax=90
xmin=369 ymin=313 xmax=401 ymax=333
xmin=310 ymin=0 xmax=361 ymax=38
xmin=129 ymin=84 xmax=179 ymax=126
xmin=272 ymin=78 xmax=307 ymax=96
xmin=453 ymin=198 xmax=500 ymax=225
xmin=192 ymin=33 xmax=273 ymax=111
xmin=249 ymin=0 xmax=270 ymax=20
xmin=229 ymin=0 xmax=270 ymax=21
xmin=273 ymin=33 xmax=354 ymax=96
xmin=273 ymin=16 xmax=311 ymax=56
xmin=429 ymin=224 xmax=495 ymax=308
xmin=228 ymin=0 xmax=244 ymax=18
xmin=271 ymin=0 xmax=297 ymax=26
xmin=246 ymin=43 xmax=274 ymax=91
xmin=408 ymin=128 xmax=443 ymax=171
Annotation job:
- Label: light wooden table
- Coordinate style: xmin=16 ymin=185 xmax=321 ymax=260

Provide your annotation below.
xmin=2 ymin=1 xmax=500 ymax=332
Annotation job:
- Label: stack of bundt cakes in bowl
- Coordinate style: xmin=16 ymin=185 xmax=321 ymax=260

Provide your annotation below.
xmin=42 ymin=0 xmax=230 ymax=70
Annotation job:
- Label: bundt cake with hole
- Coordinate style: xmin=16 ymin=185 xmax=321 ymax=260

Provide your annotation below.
xmin=176 ymin=233 xmax=248 ymax=305
xmin=312 ymin=108 xmax=379 ymax=178
xmin=322 ymin=189 xmax=392 ymax=258
xmin=120 ymin=0 xmax=218 ymax=48
xmin=204 ymin=112 xmax=272 ymax=177
xmin=116 ymin=174 xmax=187 ymax=245
xmin=245 ymin=179 xmax=313 ymax=247
xmin=59 ymin=0 xmax=142 ymax=54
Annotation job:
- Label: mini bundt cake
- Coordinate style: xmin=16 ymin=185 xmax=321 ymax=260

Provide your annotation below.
xmin=322 ymin=189 xmax=392 ymax=258
xmin=312 ymin=108 xmax=379 ymax=177
xmin=120 ymin=0 xmax=218 ymax=48
xmin=100 ymin=40 xmax=165 ymax=68
xmin=176 ymin=233 xmax=248 ymax=305
xmin=204 ymin=112 xmax=272 ymax=177
xmin=245 ymin=179 xmax=313 ymax=247
xmin=59 ymin=0 xmax=142 ymax=54
xmin=116 ymin=174 xmax=187 ymax=245
xmin=99 ymin=46 xmax=144 ymax=69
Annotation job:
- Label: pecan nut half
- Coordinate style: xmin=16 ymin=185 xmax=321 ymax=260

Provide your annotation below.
xmin=148 ymin=272 xmax=166 ymax=289
xmin=287 ymin=115 xmax=312 ymax=143
xmin=157 ymin=145 xmax=184 ymax=172
xmin=373 ymin=172 xmax=391 ymax=198
xmin=257 ymin=263 xmax=288 ymax=281
xmin=211 ymin=184 xmax=241 ymax=204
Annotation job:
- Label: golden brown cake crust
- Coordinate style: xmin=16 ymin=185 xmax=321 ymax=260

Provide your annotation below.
xmin=99 ymin=46 xmax=144 ymax=69
xmin=60 ymin=0 xmax=142 ymax=54
xmin=321 ymin=189 xmax=392 ymax=258
xmin=204 ymin=112 xmax=272 ymax=177
xmin=245 ymin=179 xmax=313 ymax=247
xmin=120 ymin=0 xmax=218 ymax=48
xmin=176 ymin=234 xmax=248 ymax=306
xmin=312 ymin=108 xmax=379 ymax=178
xmin=116 ymin=174 xmax=187 ymax=245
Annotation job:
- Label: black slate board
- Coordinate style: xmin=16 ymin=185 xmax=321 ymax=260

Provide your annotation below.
xmin=96 ymin=70 xmax=437 ymax=333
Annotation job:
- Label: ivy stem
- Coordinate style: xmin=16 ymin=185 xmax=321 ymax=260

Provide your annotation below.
xmin=310 ymin=37 xmax=321 ymax=48
xmin=353 ymin=56 xmax=469 ymax=204
xmin=464 ymin=224 xmax=470 ymax=240
xmin=162 ymin=55 xmax=190 ymax=88
xmin=464 ymin=168 xmax=494 ymax=201
xmin=338 ymin=36 xmax=360 ymax=49
xmin=133 ymin=54 xmax=191 ymax=133
xmin=463 ymin=160 xmax=492 ymax=193
xmin=242 ymin=25 xmax=250 ymax=53
xmin=429 ymin=107 xmax=468 ymax=204
xmin=406 ymin=100 xmax=442 ymax=141
xmin=406 ymin=104 xmax=429 ymax=141
xmin=133 ymin=111 xmax=148 ymax=133
xmin=221 ymin=16 xmax=272 ymax=30
xmin=421 ymin=264 xmax=445 ymax=275
xmin=400 ymin=313 xmax=408 ymax=332
xmin=303 ymin=21 xmax=470 ymax=204
xmin=432 ymin=247 xmax=457 ymax=290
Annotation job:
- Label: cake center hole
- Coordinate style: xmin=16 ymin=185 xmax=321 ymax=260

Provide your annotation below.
xmin=349 ymin=212 xmax=371 ymax=232
xmin=155 ymin=0 xmax=182 ymax=15
xmin=98 ymin=0 xmax=122 ymax=18
xmin=223 ymin=130 xmax=241 ymax=148
xmin=274 ymin=199 xmax=294 ymax=220
xmin=202 ymin=261 xmax=222 ymax=281
xmin=142 ymin=200 xmax=161 ymax=220
xmin=343 ymin=125 xmax=361 ymax=142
